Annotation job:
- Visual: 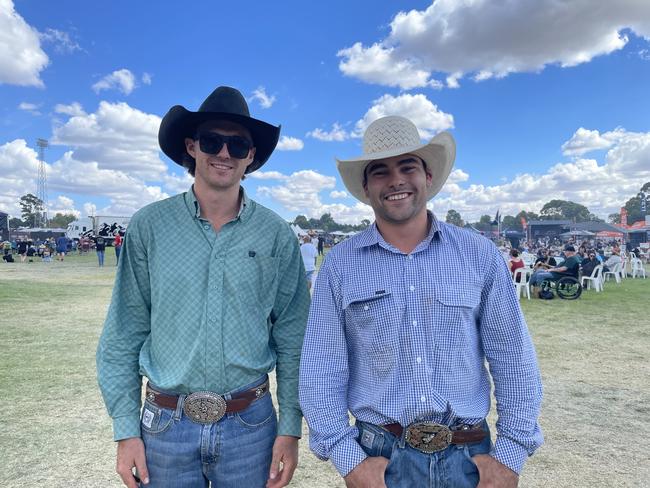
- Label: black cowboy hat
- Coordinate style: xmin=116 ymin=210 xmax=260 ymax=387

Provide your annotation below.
xmin=158 ymin=86 xmax=281 ymax=174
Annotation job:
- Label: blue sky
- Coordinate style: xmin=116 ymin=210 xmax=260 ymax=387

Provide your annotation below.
xmin=1 ymin=0 xmax=650 ymax=224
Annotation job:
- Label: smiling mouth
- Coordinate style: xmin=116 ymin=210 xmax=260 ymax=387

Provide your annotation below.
xmin=385 ymin=192 xmax=411 ymax=201
xmin=210 ymin=162 xmax=233 ymax=171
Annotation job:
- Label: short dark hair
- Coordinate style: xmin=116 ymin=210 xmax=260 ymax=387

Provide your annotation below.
xmin=510 ymin=249 xmax=519 ymax=257
xmin=564 ymin=244 xmax=576 ymax=252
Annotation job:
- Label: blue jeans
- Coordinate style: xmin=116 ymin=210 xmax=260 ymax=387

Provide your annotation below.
xmin=140 ymin=376 xmax=276 ymax=488
xmin=529 ymin=270 xmax=553 ymax=287
xmin=97 ymin=250 xmax=105 ymax=267
xmin=356 ymin=420 xmax=492 ymax=488
xmin=115 ymin=245 xmax=121 ymax=264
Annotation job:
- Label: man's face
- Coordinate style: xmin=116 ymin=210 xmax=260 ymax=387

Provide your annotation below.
xmin=185 ymin=121 xmax=256 ymax=192
xmin=363 ymin=154 xmax=432 ymax=226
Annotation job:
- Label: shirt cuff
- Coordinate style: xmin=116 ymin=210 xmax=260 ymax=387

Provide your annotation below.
xmin=112 ymin=414 xmax=142 ymax=441
xmin=330 ymin=436 xmax=369 ymax=478
xmin=491 ymin=435 xmax=529 ymax=475
xmin=277 ymin=409 xmax=303 ymax=438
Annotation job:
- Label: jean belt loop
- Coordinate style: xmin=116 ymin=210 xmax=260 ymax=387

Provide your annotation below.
xmin=173 ymin=394 xmax=186 ymax=420
xmin=396 ymin=426 xmax=407 ymax=449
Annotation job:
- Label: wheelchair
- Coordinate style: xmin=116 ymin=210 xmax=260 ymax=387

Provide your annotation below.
xmin=540 ymin=274 xmax=582 ymax=300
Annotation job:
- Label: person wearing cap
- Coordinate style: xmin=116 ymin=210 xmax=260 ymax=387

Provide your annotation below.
xmin=299 ymin=116 xmax=543 ymax=487
xmin=97 ymin=86 xmax=310 ymax=488
xmin=529 ymin=244 xmax=580 ymax=288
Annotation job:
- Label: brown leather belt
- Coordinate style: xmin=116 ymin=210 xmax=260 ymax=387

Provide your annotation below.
xmin=382 ymin=422 xmax=486 ymax=453
xmin=145 ymin=380 xmax=269 ymax=424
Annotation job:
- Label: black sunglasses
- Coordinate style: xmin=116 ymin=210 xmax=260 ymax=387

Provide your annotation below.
xmin=195 ymin=132 xmax=253 ymax=159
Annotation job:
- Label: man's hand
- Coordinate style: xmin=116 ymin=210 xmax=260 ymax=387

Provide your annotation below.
xmin=473 ymin=454 xmax=518 ymax=488
xmin=343 ymin=456 xmax=389 ymax=488
xmin=116 ymin=437 xmax=149 ymax=487
xmin=266 ymin=435 xmax=299 ymax=488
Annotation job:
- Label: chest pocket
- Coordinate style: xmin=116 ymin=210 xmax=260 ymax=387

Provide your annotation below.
xmin=430 ymin=285 xmax=481 ymax=346
xmin=343 ymin=288 xmax=396 ymax=328
xmin=229 ymin=254 xmax=280 ymax=313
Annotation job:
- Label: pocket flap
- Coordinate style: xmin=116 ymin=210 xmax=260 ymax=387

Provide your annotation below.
xmin=343 ymin=287 xmax=392 ymax=309
xmin=434 ymin=286 xmax=481 ymax=309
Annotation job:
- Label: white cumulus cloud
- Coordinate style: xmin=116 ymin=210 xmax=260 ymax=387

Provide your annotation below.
xmin=92 ymin=69 xmax=136 ymax=95
xmin=330 ymin=190 xmax=348 ymax=199
xmin=276 ymin=136 xmax=304 ymax=151
xmin=52 ymin=100 xmax=166 ymax=180
xmin=54 ymin=102 xmax=86 ymax=117
xmin=249 ymin=86 xmax=276 ymax=109
xmin=0 ymin=0 xmax=49 ymax=87
xmin=338 ymin=0 xmax=650 ymax=89
xmin=561 ymin=127 xmax=626 ymax=156
xmin=307 ymin=123 xmax=349 ymax=142
xmin=355 ymin=93 xmax=454 ymax=139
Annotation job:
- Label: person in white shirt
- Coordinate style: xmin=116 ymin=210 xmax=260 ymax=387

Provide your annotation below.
xmin=300 ymin=235 xmax=318 ymax=290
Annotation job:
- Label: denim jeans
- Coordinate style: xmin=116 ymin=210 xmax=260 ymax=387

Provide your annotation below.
xmin=529 ymin=270 xmax=553 ymax=287
xmin=356 ymin=420 xmax=492 ymax=488
xmin=115 ymin=245 xmax=121 ymax=264
xmin=140 ymin=376 xmax=277 ymax=487
xmin=97 ymin=250 xmax=105 ymax=267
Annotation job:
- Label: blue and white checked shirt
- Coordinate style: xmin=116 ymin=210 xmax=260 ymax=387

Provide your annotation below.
xmin=299 ymin=215 xmax=543 ymax=477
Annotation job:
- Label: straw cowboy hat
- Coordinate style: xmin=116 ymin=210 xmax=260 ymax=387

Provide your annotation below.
xmin=336 ymin=116 xmax=456 ymax=205
xmin=158 ymin=86 xmax=281 ymax=174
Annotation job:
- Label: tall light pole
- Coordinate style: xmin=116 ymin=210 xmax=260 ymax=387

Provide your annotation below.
xmin=36 ymin=138 xmax=49 ymax=228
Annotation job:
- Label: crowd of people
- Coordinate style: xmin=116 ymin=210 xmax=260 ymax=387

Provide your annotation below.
xmin=503 ymin=236 xmax=646 ymax=293
xmin=2 ymin=233 xmax=123 ymax=266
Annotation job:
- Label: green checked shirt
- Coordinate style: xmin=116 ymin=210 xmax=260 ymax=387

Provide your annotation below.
xmin=97 ymin=187 xmax=310 ymax=441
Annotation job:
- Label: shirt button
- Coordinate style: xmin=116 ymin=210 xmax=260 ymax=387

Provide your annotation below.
xmin=408 ymin=255 xmax=414 ymax=260
xmin=420 ymin=395 xmax=426 ymax=402
xmin=363 ymin=305 xmax=369 ymax=311
xmin=203 ymin=225 xmax=210 ymax=230
xmin=416 ymin=357 xmax=422 ymax=363
xmin=409 ymin=285 xmax=415 ymax=291
xmin=412 ymin=320 xmax=417 ymax=326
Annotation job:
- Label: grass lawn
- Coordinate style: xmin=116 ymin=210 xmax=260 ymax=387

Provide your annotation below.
xmin=0 ymin=251 xmax=648 ymax=487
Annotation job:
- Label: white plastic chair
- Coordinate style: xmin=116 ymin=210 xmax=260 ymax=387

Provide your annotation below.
xmin=603 ymin=262 xmax=622 ymax=284
xmin=513 ymin=268 xmax=532 ymax=300
xmin=581 ymin=264 xmax=603 ymax=292
xmin=631 ymin=258 xmax=647 ymax=279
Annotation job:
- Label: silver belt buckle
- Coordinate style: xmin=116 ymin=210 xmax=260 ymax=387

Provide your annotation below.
xmin=183 ymin=391 xmax=227 ymax=424
xmin=405 ymin=422 xmax=452 ymax=453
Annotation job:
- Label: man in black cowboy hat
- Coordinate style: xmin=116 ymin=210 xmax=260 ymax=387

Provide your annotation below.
xmin=300 ymin=116 xmax=542 ymax=487
xmin=97 ymin=86 xmax=310 ymax=488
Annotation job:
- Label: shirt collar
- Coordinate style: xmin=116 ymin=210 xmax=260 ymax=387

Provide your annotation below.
xmin=353 ymin=211 xmax=443 ymax=252
xmin=184 ymin=185 xmax=250 ymax=221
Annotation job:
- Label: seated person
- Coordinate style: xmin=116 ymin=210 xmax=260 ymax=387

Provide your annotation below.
xmin=509 ymin=249 xmax=526 ymax=282
xmin=534 ymin=248 xmax=557 ymax=270
xmin=530 ymin=245 xmax=581 ymax=287
xmin=581 ymin=251 xmax=600 ymax=277
xmin=603 ymin=249 xmax=622 ymax=272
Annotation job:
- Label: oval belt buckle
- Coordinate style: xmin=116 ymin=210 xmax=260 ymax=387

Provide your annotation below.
xmin=183 ymin=391 xmax=227 ymax=424
xmin=405 ymin=423 xmax=452 ymax=453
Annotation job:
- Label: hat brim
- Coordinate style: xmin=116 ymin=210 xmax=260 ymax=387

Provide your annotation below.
xmin=158 ymin=105 xmax=280 ymax=174
xmin=336 ymin=131 xmax=456 ymax=205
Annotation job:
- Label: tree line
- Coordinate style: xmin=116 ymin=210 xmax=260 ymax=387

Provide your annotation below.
xmin=9 ymin=193 xmax=77 ymax=229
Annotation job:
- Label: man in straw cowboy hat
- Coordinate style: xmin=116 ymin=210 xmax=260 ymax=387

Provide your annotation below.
xmin=299 ymin=116 xmax=543 ymax=487
xmin=97 ymin=86 xmax=310 ymax=488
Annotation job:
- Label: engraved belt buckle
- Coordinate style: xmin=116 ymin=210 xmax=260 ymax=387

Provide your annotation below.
xmin=183 ymin=391 xmax=227 ymax=424
xmin=405 ymin=422 xmax=452 ymax=453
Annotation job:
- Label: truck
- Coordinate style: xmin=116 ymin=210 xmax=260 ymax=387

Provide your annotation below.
xmin=65 ymin=215 xmax=131 ymax=242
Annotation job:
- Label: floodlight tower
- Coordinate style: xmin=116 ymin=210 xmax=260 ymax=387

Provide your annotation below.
xmin=36 ymin=138 xmax=49 ymax=228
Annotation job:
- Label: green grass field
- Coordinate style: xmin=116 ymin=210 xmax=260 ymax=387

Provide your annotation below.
xmin=0 ymin=251 xmax=648 ymax=487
